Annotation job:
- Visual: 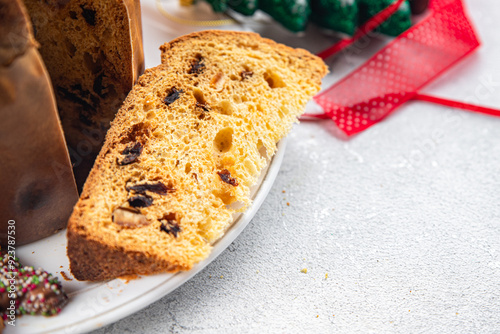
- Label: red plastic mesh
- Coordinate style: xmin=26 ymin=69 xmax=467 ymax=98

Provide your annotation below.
xmin=314 ymin=0 xmax=480 ymax=136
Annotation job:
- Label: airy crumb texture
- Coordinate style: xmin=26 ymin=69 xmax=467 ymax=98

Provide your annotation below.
xmin=68 ymin=30 xmax=327 ymax=281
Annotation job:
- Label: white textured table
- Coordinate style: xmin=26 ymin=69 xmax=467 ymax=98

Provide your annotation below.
xmin=93 ymin=0 xmax=500 ymax=332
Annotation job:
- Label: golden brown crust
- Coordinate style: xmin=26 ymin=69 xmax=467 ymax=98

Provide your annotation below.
xmin=122 ymin=0 xmax=145 ymax=88
xmin=0 ymin=0 xmax=78 ymax=247
xmin=68 ymin=227 xmax=186 ymax=281
xmin=67 ymin=193 xmax=192 ymax=281
xmin=160 ymin=30 xmax=328 ymax=86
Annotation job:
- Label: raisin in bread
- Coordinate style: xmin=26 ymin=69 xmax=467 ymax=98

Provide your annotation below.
xmin=67 ymin=31 xmax=328 ymax=281
xmin=0 ymin=0 xmax=78 ymax=246
xmin=23 ymin=0 xmax=145 ymax=190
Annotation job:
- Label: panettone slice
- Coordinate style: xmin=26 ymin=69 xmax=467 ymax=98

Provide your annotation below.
xmin=67 ymin=31 xmax=327 ymax=281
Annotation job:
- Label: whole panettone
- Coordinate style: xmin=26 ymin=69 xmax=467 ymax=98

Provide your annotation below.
xmin=0 ymin=0 xmax=145 ymax=246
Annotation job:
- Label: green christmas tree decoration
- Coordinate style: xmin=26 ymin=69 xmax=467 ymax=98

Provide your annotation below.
xmin=259 ymin=0 xmax=311 ymax=33
xmin=206 ymin=0 xmax=228 ymax=12
xmin=199 ymin=0 xmax=419 ymax=36
xmin=310 ymin=0 xmax=359 ymax=36
xmin=229 ymin=0 xmax=259 ymax=16
xmin=359 ymin=0 xmax=412 ymax=36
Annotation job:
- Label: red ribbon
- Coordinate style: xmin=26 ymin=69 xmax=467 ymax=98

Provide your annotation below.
xmin=310 ymin=0 xmax=497 ymax=137
xmin=413 ymin=93 xmax=500 ymax=118
xmin=316 ymin=0 xmax=406 ymax=60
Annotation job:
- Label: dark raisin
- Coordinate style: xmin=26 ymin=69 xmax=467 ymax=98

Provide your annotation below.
xmin=126 ymin=182 xmax=174 ymax=195
xmin=90 ymin=94 xmax=100 ymax=109
xmin=69 ymin=11 xmax=77 ymax=19
xmin=93 ymin=73 xmax=105 ymax=97
xmin=57 ymin=86 xmax=95 ymax=112
xmin=217 ymin=169 xmax=238 ymax=186
xmin=118 ymin=142 xmax=143 ymax=165
xmin=80 ymin=5 xmax=96 ymax=26
xmin=123 ymin=142 xmax=142 ymax=155
xmin=241 ymin=70 xmax=253 ymax=80
xmin=70 ymin=83 xmax=84 ymax=95
xmin=162 ymin=212 xmax=176 ymax=221
xmin=159 ymin=214 xmax=181 ymax=237
xmin=128 ymin=195 xmax=153 ymax=208
xmin=196 ymin=102 xmax=210 ymax=112
xmin=164 ymin=88 xmax=183 ymax=106
xmin=122 ymin=123 xmax=150 ymax=144
xmin=189 ymin=56 xmax=205 ymax=74
xmin=79 ymin=112 xmax=94 ymax=126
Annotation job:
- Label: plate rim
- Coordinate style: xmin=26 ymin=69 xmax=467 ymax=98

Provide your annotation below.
xmin=13 ymin=138 xmax=286 ymax=334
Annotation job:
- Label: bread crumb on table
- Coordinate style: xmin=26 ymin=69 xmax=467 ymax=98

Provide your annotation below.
xmin=119 ymin=274 xmax=140 ymax=284
xmin=60 ymin=271 xmax=73 ymax=281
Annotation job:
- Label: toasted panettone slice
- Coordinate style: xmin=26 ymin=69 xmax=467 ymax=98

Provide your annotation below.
xmin=67 ymin=31 xmax=327 ymax=281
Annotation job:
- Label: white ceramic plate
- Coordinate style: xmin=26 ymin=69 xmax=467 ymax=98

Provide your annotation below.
xmin=8 ymin=139 xmax=286 ymax=334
